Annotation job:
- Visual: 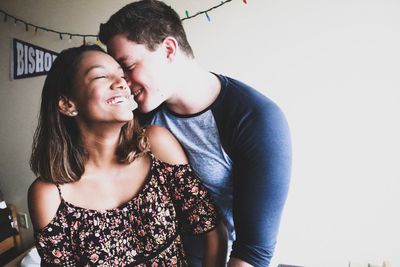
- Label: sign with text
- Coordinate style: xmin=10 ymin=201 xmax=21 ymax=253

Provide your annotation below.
xmin=12 ymin=38 xmax=58 ymax=80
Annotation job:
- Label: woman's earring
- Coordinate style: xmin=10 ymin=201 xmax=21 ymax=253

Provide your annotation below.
xmin=69 ymin=111 xmax=78 ymax=116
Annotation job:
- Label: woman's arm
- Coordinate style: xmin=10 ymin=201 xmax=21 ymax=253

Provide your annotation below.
xmin=28 ymin=179 xmax=76 ymax=266
xmin=146 ymin=125 xmax=228 ymax=266
xmin=203 ymin=222 xmax=228 ymax=267
xmin=28 ymin=178 xmax=61 ymax=231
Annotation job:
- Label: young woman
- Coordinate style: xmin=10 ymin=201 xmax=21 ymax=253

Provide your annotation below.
xmin=28 ymin=44 xmax=226 ymax=266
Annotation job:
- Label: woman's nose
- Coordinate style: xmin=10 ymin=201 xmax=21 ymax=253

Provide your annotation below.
xmin=111 ymin=75 xmax=128 ymax=90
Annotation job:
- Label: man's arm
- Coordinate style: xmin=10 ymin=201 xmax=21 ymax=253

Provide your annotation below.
xmin=229 ymin=102 xmax=292 ymax=267
xmin=228 ymin=257 xmax=254 ymax=267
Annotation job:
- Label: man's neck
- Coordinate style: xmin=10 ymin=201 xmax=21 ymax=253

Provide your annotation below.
xmin=165 ymin=60 xmax=221 ymax=115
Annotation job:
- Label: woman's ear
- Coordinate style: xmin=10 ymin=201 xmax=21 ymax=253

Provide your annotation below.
xmin=161 ymin=36 xmax=178 ymax=61
xmin=58 ymin=96 xmax=78 ymax=117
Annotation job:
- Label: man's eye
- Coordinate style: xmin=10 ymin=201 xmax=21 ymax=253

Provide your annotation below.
xmin=94 ymin=76 xmax=106 ymax=80
xmin=125 ymin=64 xmax=135 ymax=71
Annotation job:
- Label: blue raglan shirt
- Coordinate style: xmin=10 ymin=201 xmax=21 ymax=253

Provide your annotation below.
xmin=136 ymin=74 xmax=291 ymax=267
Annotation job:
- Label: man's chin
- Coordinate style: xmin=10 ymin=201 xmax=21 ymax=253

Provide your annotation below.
xmin=138 ymin=102 xmax=163 ymax=114
xmin=138 ymin=106 xmax=150 ymax=114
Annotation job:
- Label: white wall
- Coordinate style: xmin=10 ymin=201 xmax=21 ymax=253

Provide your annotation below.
xmin=0 ymin=1 xmax=399 ymax=266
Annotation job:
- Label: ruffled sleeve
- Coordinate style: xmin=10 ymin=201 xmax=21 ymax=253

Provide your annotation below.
xmin=35 ymin=215 xmax=76 ymax=266
xmin=167 ymin=163 xmax=219 ymax=235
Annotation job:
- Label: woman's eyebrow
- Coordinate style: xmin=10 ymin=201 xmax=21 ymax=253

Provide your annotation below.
xmin=85 ymin=65 xmax=123 ymax=76
xmin=84 ymin=65 xmax=105 ymax=76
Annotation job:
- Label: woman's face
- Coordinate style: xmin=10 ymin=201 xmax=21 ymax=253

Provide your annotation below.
xmin=71 ymin=51 xmax=134 ymax=125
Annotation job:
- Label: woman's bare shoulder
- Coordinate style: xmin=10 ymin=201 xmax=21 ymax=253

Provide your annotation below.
xmin=28 ymin=178 xmax=61 ymax=231
xmin=145 ymin=125 xmax=188 ymax=165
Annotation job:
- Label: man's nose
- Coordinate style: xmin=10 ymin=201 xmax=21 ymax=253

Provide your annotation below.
xmin=122 ymin=74 xmax=135 ymax=92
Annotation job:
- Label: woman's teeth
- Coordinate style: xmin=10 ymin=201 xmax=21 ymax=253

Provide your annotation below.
xmin=107 ymin=95 xmax=128 ymax=105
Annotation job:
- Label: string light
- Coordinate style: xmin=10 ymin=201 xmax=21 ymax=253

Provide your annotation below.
xmin=96 ymin=36 xmax=101 ymax=46
xmin=181 ymin=0 xmax=233 ymax=21
xmin=0 ymin=1 xmax=236 ymax=41
xmin=0 ymin=8 xmax=97 ymax=43
xmin=205 ymin=12 xmax=211 ymax=22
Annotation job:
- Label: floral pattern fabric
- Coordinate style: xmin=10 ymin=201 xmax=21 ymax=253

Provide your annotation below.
xmin=35 ymin=152 xmax=218 ymax=266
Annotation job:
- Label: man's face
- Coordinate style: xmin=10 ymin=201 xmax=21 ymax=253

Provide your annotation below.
xmin=107 ymin=34 xmax=172 ymax=113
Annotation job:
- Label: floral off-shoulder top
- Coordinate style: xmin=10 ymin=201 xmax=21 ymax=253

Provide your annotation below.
xmin=34 ymin=152 xmax=219 ymax=266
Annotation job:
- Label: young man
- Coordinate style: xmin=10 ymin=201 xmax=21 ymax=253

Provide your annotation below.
xmin=99 ymin=1 xmax=291 ymax=266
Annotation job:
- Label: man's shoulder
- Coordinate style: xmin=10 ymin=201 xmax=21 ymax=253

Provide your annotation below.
xmin=215 ymin=74 xmax=280 ymax=117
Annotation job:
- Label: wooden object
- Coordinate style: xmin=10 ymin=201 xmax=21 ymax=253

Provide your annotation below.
xmin=0 ymin=204 xmax=22 ymax=265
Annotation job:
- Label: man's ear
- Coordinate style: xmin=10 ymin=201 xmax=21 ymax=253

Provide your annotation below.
xmin=161 ymin=36 xmax=178 ymax=61
xmin=58 ymin=96 xmax=78 ymax=117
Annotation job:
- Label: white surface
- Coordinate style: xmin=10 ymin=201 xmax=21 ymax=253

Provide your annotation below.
xmin=20 ymin=247 xmax=40 ymax=267
xmin=0 ymin=201 xmax=7 ymax=209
